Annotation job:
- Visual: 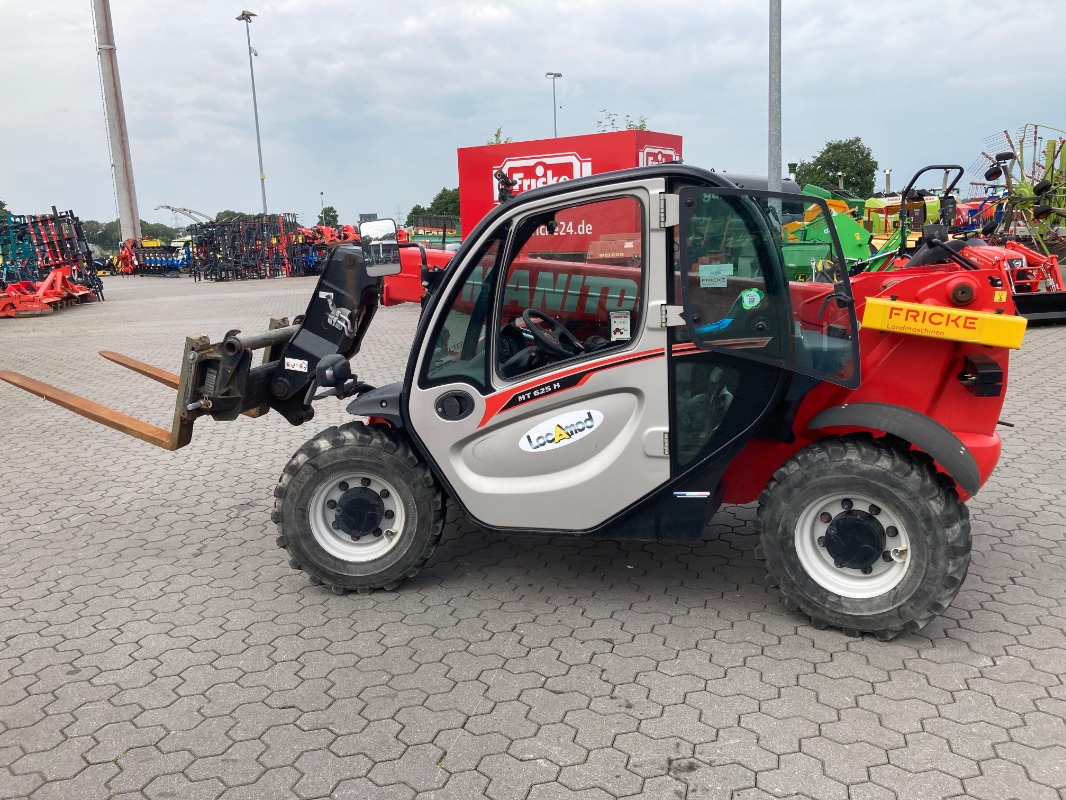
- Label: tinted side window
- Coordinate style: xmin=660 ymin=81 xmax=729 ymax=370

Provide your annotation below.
xmin=495 ymin=196 xmax=645 ymax=380
xmin=678 ymin=187 xmax=858 ymax=388
xmin=420 ymin=239 xmax=501 ymax=393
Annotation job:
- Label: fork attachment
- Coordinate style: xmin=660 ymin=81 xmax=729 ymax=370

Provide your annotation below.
xmin=0 ymin=244 xmax=388 ymax=450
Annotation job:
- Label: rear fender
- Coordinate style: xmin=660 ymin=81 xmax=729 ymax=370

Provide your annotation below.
xmin=807 ymin=401 xmax=981 ymax=496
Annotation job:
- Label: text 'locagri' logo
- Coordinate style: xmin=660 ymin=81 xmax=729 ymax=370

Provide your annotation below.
xmin=493 ymin=153 xmax=593 ymax=203
xmin=520 ymin=409 xmax=604 ymax=452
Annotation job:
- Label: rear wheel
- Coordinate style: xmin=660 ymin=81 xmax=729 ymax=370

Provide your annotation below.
xmin=755 ymin=437 xmax=970 ymax=639
xmin=274 ymin=422 xmax=443 ymax=594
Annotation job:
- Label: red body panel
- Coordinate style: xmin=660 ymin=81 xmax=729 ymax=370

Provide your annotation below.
xmin=722 ymin=266 xmax=1014 ymax=503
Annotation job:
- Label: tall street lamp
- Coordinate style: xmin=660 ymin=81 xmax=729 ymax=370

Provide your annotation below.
xmin=237 ymin=10 xmax=267 ymax=214
xmin=545 ymin=72 xmax=562 ymax=137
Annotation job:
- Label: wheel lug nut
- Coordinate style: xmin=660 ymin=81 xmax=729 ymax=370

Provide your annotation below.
xmin=869 ymin=504 xmax=881 ymax=515
xmin=819 ymin=512 xmax=832 ymax=524
xmin=374 ymin=528 xmax=383 ymax=537
xmin=326 ymin=499 xmax=337 ymax=509
xmin=384 ymin=510 xmax=394 ymax=520
xmin=331 ymin=521 xmax=339 ymax=529
xmin=834 ymin=560 xmax=844 ymax=568
xmin=882 ymin=551 xmax=893 ymax=562
xmin=861 ymin=566 xmax=872 ymax=575
xmin=841 ymin=499 xmax=853 ymax=510
xmin=380 ymin=489 xmax=390 ymax=499
xmin=361 ymin=478 xmax=371 ymax=487
xmin=886 ymin=526 xmax=898 ymax=537
xmin=338 ymin=481 xmax=349 ymax=492
xmin=350 ymin=535 xmax=360 ymax=542
xmin=817 ymin=536 xmax=826 ymax=547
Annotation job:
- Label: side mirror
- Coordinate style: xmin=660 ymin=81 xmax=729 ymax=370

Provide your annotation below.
xmin=358 ymin=219 xmax=401 ymax=276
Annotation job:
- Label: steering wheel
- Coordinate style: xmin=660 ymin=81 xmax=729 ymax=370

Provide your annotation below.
xmin=522 ymin=309 xmax=584 ymax=359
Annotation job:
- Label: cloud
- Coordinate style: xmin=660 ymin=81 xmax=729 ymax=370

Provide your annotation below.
xmin=0 ymin=0 xmax=1059 ymax=228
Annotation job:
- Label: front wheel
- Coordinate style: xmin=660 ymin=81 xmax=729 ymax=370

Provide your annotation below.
xmin=274 ymin=422 xmax=443 ymax=594
xmin=755 ymin=437 xmax=971 ymax=640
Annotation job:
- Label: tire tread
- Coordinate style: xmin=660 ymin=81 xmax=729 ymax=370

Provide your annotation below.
xmin=757 ymin=436 xmax=970 ymax=640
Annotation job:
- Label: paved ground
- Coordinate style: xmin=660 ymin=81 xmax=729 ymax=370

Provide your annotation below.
xmin=0 ymin=276 xmax=1064 ymax=800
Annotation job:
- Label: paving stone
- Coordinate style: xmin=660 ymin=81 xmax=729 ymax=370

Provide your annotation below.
xmin=184 ymin=739 xmax=267 ymax=786
xmin=557 ymin=747 xmax=642 ymax=796
xmin=107 ymin=747 xmax=194 ymax=794
xmin=695 ymin=727 xmax=777 ymax=773
xmin=436 ymin=729 xmax=511 ymax=773
xmin=27 ymin=763 xmax=118 ymax=800
xmin=2 ymin=283 xmax=1065 ymax=800
xmin=614 ymin=731 xmax=692 ymax=778
xmin=887 ymin=731 xmax=980 ymax=779
xmin=868 ymin=764 xmax=963 ymax=799
xmin=801 ymin=738 xmax=886 ymax=784
xmin=994 ymin=741 xmax=1066 ymax=789
xmin=479 ymin=751 xmax=561 ymax=800
xmin=962 ymin=758 xmax=1063 ymax=800
xmin=757 ymin=752 xmax=848 ymax=799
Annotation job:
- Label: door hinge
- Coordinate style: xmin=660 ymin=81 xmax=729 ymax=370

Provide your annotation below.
xmin=658 ymin=193 xmax=680 ymax=229
xmin=663 ymin=431 xmax=670 ymax=457
xmin=659 ymin=304 xmax=685 ymax=327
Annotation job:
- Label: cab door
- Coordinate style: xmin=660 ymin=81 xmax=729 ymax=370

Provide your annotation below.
xmin=406 ymin=177 xmax=674 ymax=532
xmin=668 ymin=186 xmax=861 ymax=469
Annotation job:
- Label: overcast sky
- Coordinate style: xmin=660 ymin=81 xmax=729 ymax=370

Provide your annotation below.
xmin=0 ymin=1 xmax=1058 ymax=228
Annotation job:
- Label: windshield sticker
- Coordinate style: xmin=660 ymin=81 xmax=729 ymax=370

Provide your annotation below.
xmin=698 ymin=263 xmax=733 ymax=288
xmin=609 ymin=311 xmax=631 ymax=341
xmin=741 ymin=288 xmax=764 ymax=310
xmin=520 ymin=410 xmax=604 ymax=452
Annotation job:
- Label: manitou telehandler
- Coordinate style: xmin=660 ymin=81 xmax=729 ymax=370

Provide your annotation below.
xmin=0 ymin=165 xmax=1028 ymax=639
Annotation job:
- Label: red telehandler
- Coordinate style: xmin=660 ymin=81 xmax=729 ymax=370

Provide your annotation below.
xmin=0 ymin=165 xmax=1027 ymax=639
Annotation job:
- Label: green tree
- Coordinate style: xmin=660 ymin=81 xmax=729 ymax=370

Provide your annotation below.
xmin=795 ymin=137 xmax=878 ymax=197
xmin=404 ymin=204 xmax=428 ymax=226
xmin=0 ymin=197 xmax=8 ymax=216
xmin=427 ymin=187 xmax=460 ymax=217
xmin=596 ymin=110 xmax=648 ymax=132
xmin=317 ymin=205 xmax=339 ymax=227
xmin=140 ymin=220 xmax=180 ymax=243
xmin=81 ymin=219 xmax=122 ymax=252
xmin=486 ymin=127 xmax=513 ymax=145
xmin=215 ymin=210 xmax=249 ymax=223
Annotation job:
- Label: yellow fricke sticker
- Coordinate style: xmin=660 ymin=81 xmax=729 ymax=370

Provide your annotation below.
xmin=862 ymin=297 xmax=1026 ymax=349
xmin=994 ymin=290 xmax=1008 ymax=302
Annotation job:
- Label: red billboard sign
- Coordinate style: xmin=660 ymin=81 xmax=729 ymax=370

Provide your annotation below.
xmin=458 ymin=130 xmax=683 ymax=242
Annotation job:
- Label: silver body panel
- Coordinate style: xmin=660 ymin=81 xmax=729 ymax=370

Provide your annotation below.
xmin=407 ymin=178 xmax=671 ymax=531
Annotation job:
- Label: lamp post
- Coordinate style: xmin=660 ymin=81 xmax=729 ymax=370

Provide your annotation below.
xmin=767 ymin=0 xmax=781 ymax=198
xmin=545 ymin=72 xmax=562 ymax=137
xmin=236 ymin=10 xmax=267 ymax=214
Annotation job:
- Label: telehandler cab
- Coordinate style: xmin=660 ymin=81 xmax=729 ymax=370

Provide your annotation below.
xmin=0 ymin=165 xmax=1028 ymax=639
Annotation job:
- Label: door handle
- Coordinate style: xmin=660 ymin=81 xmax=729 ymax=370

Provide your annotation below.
xmin=435 ymin=390 xmax=474 ymax=421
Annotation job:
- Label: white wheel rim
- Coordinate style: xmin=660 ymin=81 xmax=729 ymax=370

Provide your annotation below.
xmin=309 ymin=472 xmax=406 ymax=563
xmin=794 ymin=492 xmax=911 ymax=599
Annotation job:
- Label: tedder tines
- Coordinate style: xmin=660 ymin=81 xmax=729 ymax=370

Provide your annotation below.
xmin=0 ymin=165 xmax=1029 ymax=639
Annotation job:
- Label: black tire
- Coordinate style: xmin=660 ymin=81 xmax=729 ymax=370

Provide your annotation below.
xmin=754 ymin=436 xmax=970 ymax=640
xmin=273 ymin=422 xmax=443 ymax=594
xmin=1032 ymin=179 xmax=1052 ymax=196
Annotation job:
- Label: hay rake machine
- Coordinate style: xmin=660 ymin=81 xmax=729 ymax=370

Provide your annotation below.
xmin=0 ymin=209 xmax=104 ymax=318
xmin=970 ymin=125 xmax=1066 ymax=323
xmin=191 ymin=214 xmax=301 ymax=281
